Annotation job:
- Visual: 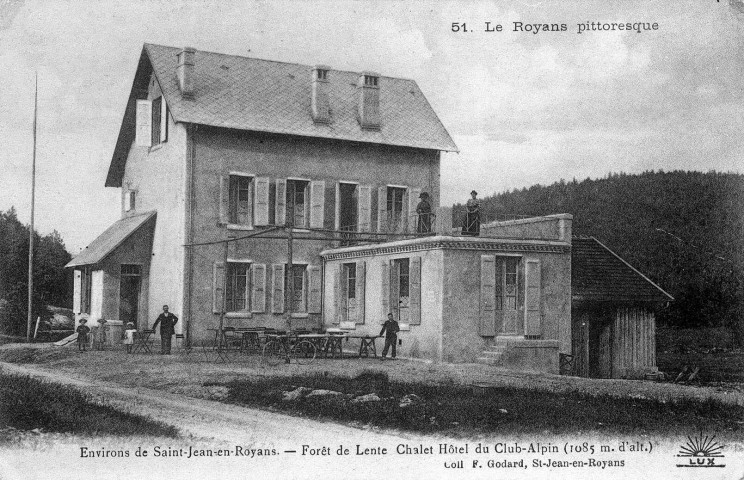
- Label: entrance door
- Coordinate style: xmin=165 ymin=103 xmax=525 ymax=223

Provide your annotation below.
xmin=497 ymin=258 xmax=520 ymax=334
xmin=119 ymin=265 xmax=141 ymax=327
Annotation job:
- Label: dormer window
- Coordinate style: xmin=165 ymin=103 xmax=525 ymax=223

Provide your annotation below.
xmin=364 ymin=75 xmax=378 ymax=87
xmin=316 ymin=69 xmax=328 ymax=81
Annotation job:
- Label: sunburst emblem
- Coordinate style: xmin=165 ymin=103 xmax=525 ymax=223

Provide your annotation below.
xmin=676 ymin=433 xmax=726 ymax=468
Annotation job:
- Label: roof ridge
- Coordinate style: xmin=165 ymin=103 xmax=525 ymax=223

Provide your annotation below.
xmin=143 ymin=43 xmax=417 ymax=82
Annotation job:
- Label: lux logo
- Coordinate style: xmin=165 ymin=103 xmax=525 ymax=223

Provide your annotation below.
xmin=676 ymin=433 xmax=726 ymax=469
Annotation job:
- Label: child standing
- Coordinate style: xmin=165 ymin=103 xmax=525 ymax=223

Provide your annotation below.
xmin=76 ymin=318 xmax=90 ymax=352
xmin=93 ymin=318 xmax=107 ymax=351
xmin=123 ymin=322 xmax=136 ymax=354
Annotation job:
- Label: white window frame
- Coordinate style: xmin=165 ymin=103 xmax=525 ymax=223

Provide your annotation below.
xmin=285 ymin=262 xmax=309 ymax=317
xmin=335 ymin=180 xmax=360 ymax=231
xmin=227 ymin=172 xmax=255 ymax=231
xmin=225 ymin=259 xmax=252 ymax=316
xmin=286 ymin=177 xmax=311 ymax=231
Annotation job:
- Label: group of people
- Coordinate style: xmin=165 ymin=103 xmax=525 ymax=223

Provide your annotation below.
xmin=414 ymin=190 xmax=480 ymax=235
xmin=74 ymin=305 xmax=178 ymax=355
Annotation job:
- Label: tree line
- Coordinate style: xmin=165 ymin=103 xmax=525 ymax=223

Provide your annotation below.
xmin=454 ymin=170 xmax=744 ymax=341
xmin=0 ymin=207 xmax=71 ymax=336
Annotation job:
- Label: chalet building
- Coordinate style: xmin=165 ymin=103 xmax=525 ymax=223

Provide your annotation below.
xmin=65 ymin=44 xmax=670 ymax=376
xmin=571 ymin=236 xmax=674 ymax=379
xmin=66 ymin=43 xmax=456 ymax=341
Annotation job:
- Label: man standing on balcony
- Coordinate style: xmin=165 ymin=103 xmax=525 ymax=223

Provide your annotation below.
xmin=153 ymin=305 xmax=178 ymax=355
xmin=416 ymin=192 xmax=432 ymax=233
xmin=464 ymin=190 xmax=480 ymax=236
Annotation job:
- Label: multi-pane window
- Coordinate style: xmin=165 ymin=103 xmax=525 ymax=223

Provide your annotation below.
xmin=345 ymin=263 xmax=356 ymax=299
xmin=396 ymin=258 xmax=410 ymax=298
xmin=285 ymin=264 xmax=307 ymax=312
xmin=229 ymin=175 xmax=253 ymax=226
xmin=226 ymin=262 xmax=250 ymax=312
xmin=287 ymin=180 xmax=309 ymax=228
xmin=387 ymin=187 xmax=405 ymax=232
xmin=495 ymin=258 xmax=519 ymax=310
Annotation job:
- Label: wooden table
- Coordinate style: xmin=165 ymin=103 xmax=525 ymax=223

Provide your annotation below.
xmin=346 ymin=335 xmax=379 ymax=358
xmin=132 ymin=329 xmax=155 ymax=353
xmin=297 ymin=334 xmax=345 ymax=359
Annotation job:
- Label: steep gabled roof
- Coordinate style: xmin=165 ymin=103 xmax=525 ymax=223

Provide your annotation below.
xmin=107 ymin=44 xmax=458 ymax=187
xmin=572 ymin=236 xmax=674 ymax=303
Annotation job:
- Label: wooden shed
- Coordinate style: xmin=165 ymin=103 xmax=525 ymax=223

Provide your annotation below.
xmin=571 ymin=236 xmax=673 ymax=379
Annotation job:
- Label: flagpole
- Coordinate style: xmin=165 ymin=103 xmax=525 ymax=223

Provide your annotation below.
xmin=27 ymin=72 xmax=37 ymax=342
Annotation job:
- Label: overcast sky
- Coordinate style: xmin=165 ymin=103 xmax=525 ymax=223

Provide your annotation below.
xmin=1 ymin=0 xmax=742 ymax=252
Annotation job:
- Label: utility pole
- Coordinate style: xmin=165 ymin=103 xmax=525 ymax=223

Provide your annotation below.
xmin=27 ymin=73 xmax=38 ymax=343
xmin=286 ymin=220 xmax=294 ymax=331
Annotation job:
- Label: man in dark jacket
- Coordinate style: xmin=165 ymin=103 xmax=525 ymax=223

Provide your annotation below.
xmin=379 ymin=313 xmax=400 ymax=360
xmin=153 ymin=305 xmax=178 ymax=355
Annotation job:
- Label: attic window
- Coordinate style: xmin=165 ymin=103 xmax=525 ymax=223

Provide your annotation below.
xmin=364 ymin=75 xmax=378 ymax=87
xmin=316 ymin=69 xmax=328 ymax=81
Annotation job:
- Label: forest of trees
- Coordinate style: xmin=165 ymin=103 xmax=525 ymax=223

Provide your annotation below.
xmin=0 ymin=207 xmax=71 ymax=336
xmin=454 ymin=171 xmax=744 ymax=341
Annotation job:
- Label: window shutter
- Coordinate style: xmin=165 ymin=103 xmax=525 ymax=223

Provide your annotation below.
xmin=355 ymin=261 xmax=366 ymax=324
xmin=91 ymin=270 xmax=104 ymax=319
xmin=212 ymin=262 xmax=225 ymax=314
xmin=73 ymin=270 xmax=82 ymax=314
xmin=377 ymin=186 xmax=387 ymax=232
xmin=480 ymin=255 xmax=496 ymax=336
xmin=271 ymin=264 xmax=285 ymax=313
xmin=218 ymin=175 xmax=229 ymax=225
xmin=307 ymin=265 xmax=322 ymax=314
xmin=254 ymin=177 xmax=270 ymax=226
xmin=161 ymin=101 xmax=168 ymax=143
xmin=357 ymin=185 xmax=372 ymax=232
xmin=309 ymin=180 xmax=325 ymax=229
xmin=380 ymin=261 xmax=389 ymax=318
xmin=251 ymin=263 xmax=266 ymax=313
xmin=333 ymin=264 xmax=342 ymax=324
xmin=407 ymin=188 xmax=422 ymax=233
xmin=525 ymin=259 xmax=542 ymax=336
xmin=135 ymin=100 xmax=152 ymax=147
xmin=409 ymin=256 xmax=421 ymax=325
xmin=275 ymin=179 xmax=287 ymax=226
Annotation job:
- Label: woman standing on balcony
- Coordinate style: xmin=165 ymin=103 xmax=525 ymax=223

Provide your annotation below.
xmin=464 ymin=190 xmax=480 ymax=236
xmin=416 ymin=192 xmax=432 ymax=233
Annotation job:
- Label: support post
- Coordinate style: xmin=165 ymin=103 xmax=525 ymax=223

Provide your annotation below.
xmin=218 ymin=238 xmax=228 ymax=347
xmin=286 ymin=222 xmax=293 ymax=331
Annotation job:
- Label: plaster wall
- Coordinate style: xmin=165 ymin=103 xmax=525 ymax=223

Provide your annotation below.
xmin=120 ymin=75 xmax=187 ymax=330
xmin=187 ymin=127 xmax=440 ymax=338
xmin=322 ymin=249 xmax=444 ymax=361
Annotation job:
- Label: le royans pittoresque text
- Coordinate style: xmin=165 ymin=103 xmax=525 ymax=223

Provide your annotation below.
xmin=451 ymin=21 xmax=660 ymax=34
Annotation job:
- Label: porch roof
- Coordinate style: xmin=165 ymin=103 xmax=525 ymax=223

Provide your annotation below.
xmin=572 ymin=236 xmax=674 ymax=303
xmin=65 ymin=211 xmax=156 ymax=268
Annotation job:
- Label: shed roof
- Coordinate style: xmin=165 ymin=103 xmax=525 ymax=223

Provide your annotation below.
xmin=65 ymin=211 xmax=156 ymax=268
xmin=107 ymin=44 xmax=458 ymax=186
xmin=572 ymin=236 xmax=673 ymax=303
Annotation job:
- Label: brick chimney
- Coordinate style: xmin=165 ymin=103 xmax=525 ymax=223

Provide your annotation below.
xmin=311 ymin=65 xmax=331 ymax=123
xmin=357 ymin=72 xmax=380 ymax=130
xmin=176 ymin=47 xmax=196 ymax=98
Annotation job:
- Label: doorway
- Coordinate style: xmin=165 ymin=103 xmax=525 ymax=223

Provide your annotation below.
xmin=119 ymin=264 xmax=141 ymax=327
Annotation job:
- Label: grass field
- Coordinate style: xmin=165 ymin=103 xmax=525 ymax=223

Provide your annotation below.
xmin=0 ymin=372 xmax=179 ymax=441
xmin=216 ymin=370 xmax=744 ymax=438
